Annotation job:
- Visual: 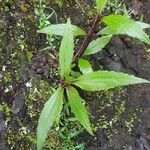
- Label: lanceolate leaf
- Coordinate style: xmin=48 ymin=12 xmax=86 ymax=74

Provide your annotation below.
xmin=37 ymin=87 xmax=64 ymax=150
xmin=84 ymin=35 xmax=112 ymax=55
xmin=136 ymin=21 xmax=150 ymax=29
xmin=78 ymin=58 xmax=93 ymax=74
xmin=59 ymin=18 xmax=74 ymax=79
xmin=99 ymin=15 xmax=150 ymax=44
xmin=96 ymin=0 xmax=107 ymax=13
xmin=73 ymin=71 xmax=149 ymax=91
xmin=37 ymin=24 xmax=86 ymax=36
xmin=67 ymin=86 xmax=93 ymax=135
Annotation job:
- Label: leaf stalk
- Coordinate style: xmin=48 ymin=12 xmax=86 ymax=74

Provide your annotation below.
xmin=73 ymin=15 xmax=101 ymax=62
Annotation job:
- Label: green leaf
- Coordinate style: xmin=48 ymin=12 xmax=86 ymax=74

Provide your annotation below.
xmin=37 ymin=24 xmax=86 ymax=36
xmin=78 ymin=58 xmax=93 ymax=74
xmin=136 ymin=21 xmax=150 ymax=29
xmin=99 ymin=15 xmax=150 ymax=44
xmin=96 ymin=0 xmax=107 ymax=13
xmin=59 ymin=18 xmax=74 ymax=79
xmin=75 ymin=143 xmax=85 ymax=149
xmin=71 ymin=70 xmax=82 ymax=78
xmin=37 ymin=87 xmax=64 ymax=150
xmin=67 ymin=86 xmax=93 ymax=135
xmin=73 ymin=71 xmax=149 ymax=91
xmin=84 ymin=35 xmax=112 ymax=55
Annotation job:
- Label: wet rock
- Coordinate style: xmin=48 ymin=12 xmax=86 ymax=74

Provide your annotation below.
xmin=86 ymin=147 xmax=99 ymax=150
xmin=136 ymin=135 xmax=150 ymax=150
xmin=132 ymin=0 xmax=143 ymax=16
xmin=0 ymin=71 xmax=3 ymax=79
xmin=127 ymin=145 xmax=133 ymax=150
xmin=36 ymin=67 xmax=43 ymax=74
xmin=12 ymin=89 xmax=25 ymax=115
xmin=0 ymin=112 xmax=9 ymax=150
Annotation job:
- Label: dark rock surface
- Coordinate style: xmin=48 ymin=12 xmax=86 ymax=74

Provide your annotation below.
xmin=0 ymin=0 xmax=150 ymax=149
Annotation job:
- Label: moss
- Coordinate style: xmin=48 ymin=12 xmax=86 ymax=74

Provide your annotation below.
xmin=0 ymin=103 xmax=12 ymax=123
xmin=25 ymin=80 xmax=53 ymax=118
xmin=7 ymin=128 xmax=36 ymax=150
xmin=3 ymin=72 xmax=12 ymax=84
xmin=87 ymin=88 xmax=127 ymax=140
xmin=6 ymin=79 xmax=56 ymax=149
xmin=125 ymin=109 xmax=140 ymax=134
xmin=88 ymin=87 xmax=141 ymax=142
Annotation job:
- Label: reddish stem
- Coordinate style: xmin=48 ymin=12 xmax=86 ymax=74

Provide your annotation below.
xmin=73 ymin=15 xmax=101 ymax=62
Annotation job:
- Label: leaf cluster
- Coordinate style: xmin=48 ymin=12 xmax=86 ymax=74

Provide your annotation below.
xmin=37 ymin=0 xmax=150 ymax=149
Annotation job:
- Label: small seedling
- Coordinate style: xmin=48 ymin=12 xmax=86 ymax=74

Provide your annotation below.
xmin=37 ymin=0 xmax=150 ymax=149
xmin=35 ymin=3 xmax=57 ymax=51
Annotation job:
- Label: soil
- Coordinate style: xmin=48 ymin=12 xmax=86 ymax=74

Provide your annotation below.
xmin=0 ymin=0 xmax=150 ymax=150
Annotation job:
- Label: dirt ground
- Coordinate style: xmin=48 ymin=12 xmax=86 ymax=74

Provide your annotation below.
xmin=0 ymin=0 xmax=150 ymax=150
